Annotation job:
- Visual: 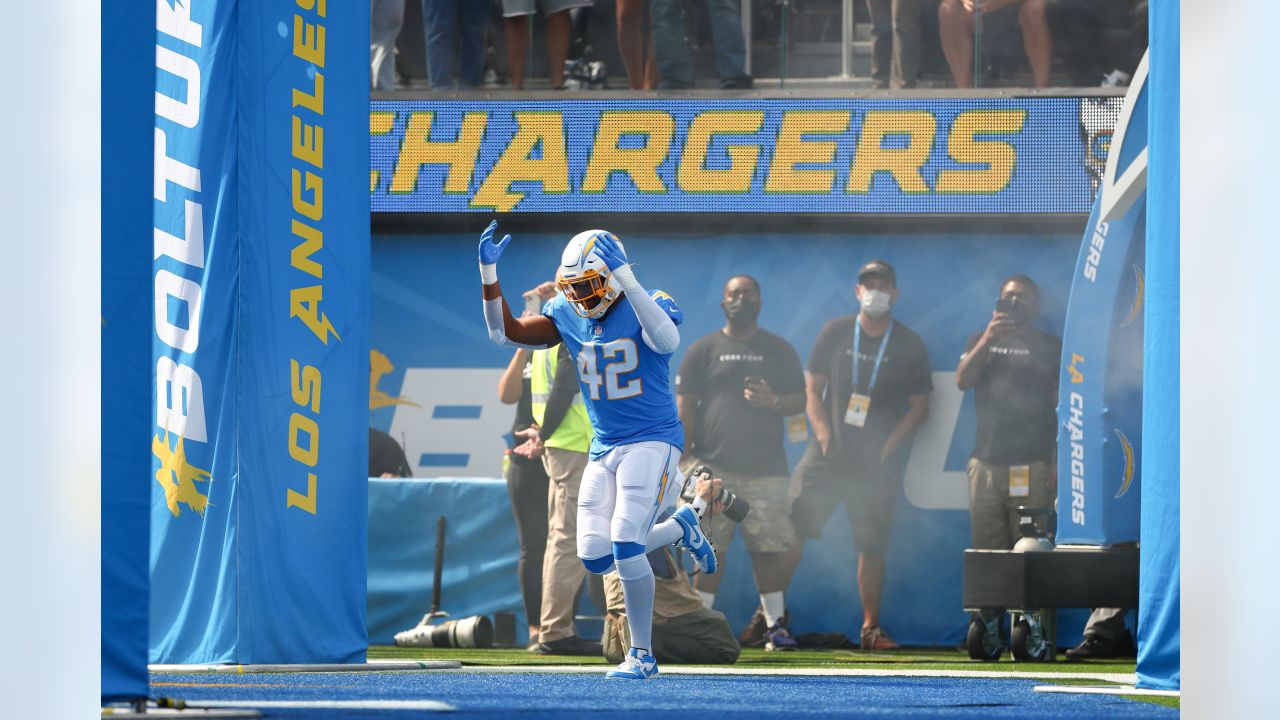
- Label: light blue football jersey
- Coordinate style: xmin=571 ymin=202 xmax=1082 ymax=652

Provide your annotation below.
xmin=543 ymin=290 xmax=685 ymax=460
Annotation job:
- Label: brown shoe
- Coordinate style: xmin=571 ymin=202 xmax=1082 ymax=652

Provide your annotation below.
xmin=739 ymin=607 xmax=788 ymax=648
xmin=860 ymin=626 xmax=900 ymax=650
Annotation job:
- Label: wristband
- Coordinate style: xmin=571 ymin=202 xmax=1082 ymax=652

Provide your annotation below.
xmin=691 ymin=496 xmax=709 ymax=518
xmin=480 ymin=262 xmax=498 ymax=286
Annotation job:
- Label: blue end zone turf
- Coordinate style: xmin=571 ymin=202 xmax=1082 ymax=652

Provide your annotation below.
xmin=150 ymin=671 xmax=1177 ymax=719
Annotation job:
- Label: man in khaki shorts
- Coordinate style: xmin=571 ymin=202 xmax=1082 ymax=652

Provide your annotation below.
xmin=675 ymin=275 xmax=807 ymax=650
xmin=956 ymin=274 xmax=1061 ymax=653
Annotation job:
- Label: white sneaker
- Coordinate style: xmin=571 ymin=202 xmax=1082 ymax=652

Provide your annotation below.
xmin=672 ymin=505 xmax=717 ymax=574
xmin=605 ymin=647 xmax=659 ymax=680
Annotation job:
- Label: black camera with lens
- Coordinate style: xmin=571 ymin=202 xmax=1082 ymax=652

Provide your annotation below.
xmin=682 ymin=465 xmax=750 ymax=523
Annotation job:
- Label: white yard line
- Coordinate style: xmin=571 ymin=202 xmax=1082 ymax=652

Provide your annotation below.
xmin=188 ymin=700 xmax=455 ymax=711
xmin=150 ymin=661 xmax=460 ymax=673
xmin=428 ymin=665 xmax=1138 ymax=683
xmin=1034 ymin=685 xmax=1180 ymax=697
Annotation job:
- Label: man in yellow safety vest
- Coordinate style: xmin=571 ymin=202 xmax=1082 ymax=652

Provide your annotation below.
xmin=515 ymin=342 xmax=599 ymax=655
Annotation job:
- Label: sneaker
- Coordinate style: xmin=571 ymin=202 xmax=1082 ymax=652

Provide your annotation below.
xmin=860 ymin=626 xmax=900 ymax=650
xmin=671 ymin=505 xmax=717 ymax=575
xmin=605 ymin=647 xmax=659 ymax=680
xmin=741 ymin=608 xmax=789 ymax=648
xmin=764 ymin=623 xmax=799 ymax=651
xmin=536 ymin=635 xmax=603 ymax=656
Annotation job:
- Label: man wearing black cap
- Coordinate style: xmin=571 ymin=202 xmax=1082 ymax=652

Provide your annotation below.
xmin=789 ymin=259 xmax=932 ymax=650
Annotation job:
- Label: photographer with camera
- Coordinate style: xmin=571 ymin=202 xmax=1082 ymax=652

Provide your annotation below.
xmin=675 ymin=275 xmax=806 ymax=651
xmin=602 ymin=470 xmax=741 ymax=665
xmin=956 ymin=275 xmax=1062 ymax=651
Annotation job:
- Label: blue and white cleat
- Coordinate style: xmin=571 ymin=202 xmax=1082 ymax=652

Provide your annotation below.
xmin=606 ymin=647 xmax=659 ymax=680
xmin=672 ymin=505 xmax=717 ymax=575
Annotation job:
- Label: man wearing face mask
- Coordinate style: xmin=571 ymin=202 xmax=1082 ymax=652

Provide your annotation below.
xmin=675 ymin=275 xmax=807 ymax=650
xmin=789 ymin=260 xmax=932 ymax=650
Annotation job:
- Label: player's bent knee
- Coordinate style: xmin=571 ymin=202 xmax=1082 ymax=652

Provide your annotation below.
xmin=582 ymin=554 xmax=616 ymax=575
xmin=579 ymin=532 xmax=611 ymax=558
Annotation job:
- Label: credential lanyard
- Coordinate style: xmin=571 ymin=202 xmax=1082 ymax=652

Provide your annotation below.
xmin=852 ymin=321 xmax=893 ymax=393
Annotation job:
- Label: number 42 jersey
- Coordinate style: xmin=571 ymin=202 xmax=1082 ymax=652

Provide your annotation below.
xmin=543 ymin=290 xmax=685 ymax=460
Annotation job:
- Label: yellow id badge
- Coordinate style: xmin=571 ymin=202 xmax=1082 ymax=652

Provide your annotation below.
xmin=786 ymin=414 xmax=808 ymax=443
xmin=844 ymin=393 xmax=871 ymax=428
xmin=1009 ymin=465 xmax=1031 ymax=498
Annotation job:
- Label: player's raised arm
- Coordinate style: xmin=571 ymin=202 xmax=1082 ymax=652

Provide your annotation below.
xmin=591 ymin=234 xmax=680 ymax=353
xmin=478 ymin=221 xmax=561 ymax=349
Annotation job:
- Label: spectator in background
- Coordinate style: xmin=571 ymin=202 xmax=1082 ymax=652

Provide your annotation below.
xmin=789 ymin=260 xmax=932 ymax=650
xmin=496 ymin=281 xmax=558 ymax=649
xmin=651 ymin=0 xmax=753 ymax=89
xmin=939 ymin=0 xmax=1052 ymax=88
xmin=371 ymin=0 xmax=405 ymax=90
xmin=503 ymin=0 xmax=594 ymax=90
xmin=955 ymin=275 xmax=1059 ymax=650
xmin=1047 ymin=0 xmax=1146 ymax=87
xmin=602 ymin=475 xmax=740 ymax=665
xmin=422 ymin=0 xmax=489 ymax=89
xmin=867 ymin=0 xmax=923 ymax=89
xmin=675 ymin=275 xmax=806 ymax=651
xmin=513 ymin=328 xmax=601 ymax=656
xmin=498 ymin=346 xmax=550 ymax=650
xmin=616 ymin=0 xmax=658 ymax=89
xmin=369 ymin=428 xmax=412 ymax=478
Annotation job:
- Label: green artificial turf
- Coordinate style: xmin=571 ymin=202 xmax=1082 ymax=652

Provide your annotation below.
xmin=368 ymin=645 xmax=1137 ymax=675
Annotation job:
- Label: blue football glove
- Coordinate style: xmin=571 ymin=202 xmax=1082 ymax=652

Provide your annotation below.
xmin=478 ymin=220 xmax=512 ymax=265
xmin=591 ymin=232 xmax=628 ymax=271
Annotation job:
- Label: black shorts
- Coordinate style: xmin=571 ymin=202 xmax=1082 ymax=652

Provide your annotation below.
xmin=789 ymin=441 xmax=901 ymax=556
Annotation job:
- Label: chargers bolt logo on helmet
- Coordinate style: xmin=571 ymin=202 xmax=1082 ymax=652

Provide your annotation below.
xmin=559 ymin=230 xmax=624 ymax=319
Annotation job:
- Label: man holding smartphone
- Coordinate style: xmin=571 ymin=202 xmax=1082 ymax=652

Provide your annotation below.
xmin=955 ymin=274 xmax=1063 ymax=653
xmin=675 ymin=275 xmax=806 ymax=650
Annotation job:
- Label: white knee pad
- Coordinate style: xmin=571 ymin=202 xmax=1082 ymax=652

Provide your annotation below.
xmin=577 ymin=533 xmax=612 ymax=567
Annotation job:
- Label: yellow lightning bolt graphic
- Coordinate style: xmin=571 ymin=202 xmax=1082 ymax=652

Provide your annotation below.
xmin=152 ymin=429 xmax=212 ymax=517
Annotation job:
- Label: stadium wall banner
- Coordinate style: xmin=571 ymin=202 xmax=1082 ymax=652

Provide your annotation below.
xmin=149 ymin=0 xmax=369 ymax=664
xmin=1055 ymin=56 xmax=1149 ymax=546
xmin=370 ymin=97 xmax=1119 ymax=214
xmin=369 ymin=228 xmax=1096 ymax=646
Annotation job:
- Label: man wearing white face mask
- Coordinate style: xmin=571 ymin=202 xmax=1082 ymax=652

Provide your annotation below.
xmin=788 ymin=259 xmax=932 ymax=650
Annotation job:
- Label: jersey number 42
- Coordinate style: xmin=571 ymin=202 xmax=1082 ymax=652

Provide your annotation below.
xmin=577 ymin=340 xmax=642 ymax=401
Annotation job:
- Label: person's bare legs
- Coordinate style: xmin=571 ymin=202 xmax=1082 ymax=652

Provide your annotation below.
xmin=938 ymin=0 xmax=974 ymax=87
xmin=616 ymin=0 xmax=647 ymax=89
xmin=1019 ymin=0 xmax=1052 ymax=87
xmin=749 ymin=552 xmax=792 ymax=595
xmin=644 ymin=35 xmax=659 ymax=89
xmin=857 ymin=552 xmax=886 ymax=630
xmin=505 ymin=15 xmax=529 ymax=89
xmin=546 ymin=10 xmax=572 ymax=88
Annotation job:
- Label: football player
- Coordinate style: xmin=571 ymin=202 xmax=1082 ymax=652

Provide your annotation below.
xmin=479 ymin=221 xmax=716 ymax=680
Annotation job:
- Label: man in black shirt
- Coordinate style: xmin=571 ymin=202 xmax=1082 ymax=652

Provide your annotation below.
xmin=790 ymin=260 xmax=932 ymax=650
xmin=956 ymin=274 xmax=1060 ymax=549
xmin=676 ymin=275 xmax=807 ymax=650
xmin=957 ymin=275 xmax=1131 ymax=660
xmin=369 ymin=427 xmax=411 ymax=478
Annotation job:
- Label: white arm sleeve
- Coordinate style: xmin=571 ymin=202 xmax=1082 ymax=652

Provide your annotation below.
xmin=610 ymin=264 xmax=679 ymax=354
xmin=483 ymin=296 xmax=546 ymax=350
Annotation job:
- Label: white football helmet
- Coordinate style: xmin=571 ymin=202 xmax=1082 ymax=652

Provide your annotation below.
xmin=558 ymin=229 xmax=624 ymax=319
